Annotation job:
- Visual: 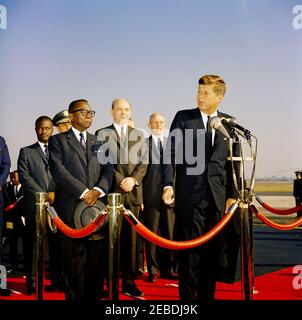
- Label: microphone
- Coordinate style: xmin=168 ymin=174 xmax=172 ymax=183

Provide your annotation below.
xmin=221 ymin=118 xmax=251 ymax=135
xmin=208 ymin=116 xmax=231 ymax=139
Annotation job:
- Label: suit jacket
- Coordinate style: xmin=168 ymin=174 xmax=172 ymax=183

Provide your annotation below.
xmin=18 ymin=142 xmax=55 ymax=223
xmin=163 ymin=108 xmax=238 ymax=212
xmin=95 ymin=125 xmax=148 ymax=206
xmin=293 ymin=179 xmax=302 ymax=201
xmin=0 ymin=136 xmax=11 ymax=207
xmin=48 ymin=128 xmax=113 ymax=227
xmin=143 ymin=136 xmax=167 ymax=208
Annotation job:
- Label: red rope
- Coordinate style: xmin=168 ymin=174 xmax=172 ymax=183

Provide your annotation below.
xmin=51 ymin=213 xmax=107 ymax=238
xmin=123 ymin=208 xmax=236 ymax=250
xmin=255 ymin=195 xmax=302 ymax=215
xmin=4 ymin=201 xmax=18 ymax=213
xmin=251 ymin=204 xmax=302 ymax=230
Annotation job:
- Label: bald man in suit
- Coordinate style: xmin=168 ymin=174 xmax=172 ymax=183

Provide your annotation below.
xmin=96 ymin=98 xmax=148 ymax=298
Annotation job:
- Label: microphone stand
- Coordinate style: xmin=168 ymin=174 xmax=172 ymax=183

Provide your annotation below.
xmin=228 ymin=128 xmax=257 ymax=300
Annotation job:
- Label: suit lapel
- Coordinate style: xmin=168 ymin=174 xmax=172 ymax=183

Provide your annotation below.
xmin=87 ymin=132 xmax=96 ymax=164
xmin=66 ymin=129 xmax=87 ymax=166
xmin=193 ymin=108 xmax=205 ymax=130
xmin=34 ymin=142 xmax=48 ymax=165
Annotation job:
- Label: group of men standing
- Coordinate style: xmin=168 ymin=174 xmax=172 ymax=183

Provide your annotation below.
xmin=0 ymin=74 xmax=242 ymax=301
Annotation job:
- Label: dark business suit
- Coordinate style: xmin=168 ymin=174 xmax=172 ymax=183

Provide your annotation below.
xmin=163 ymin=108 xmax=240 ymax=300
xmin=143 ymin=136 xmax=175 ymax=277
xmin=293 ymin=178 xmax=302 ymax=218
xmin=18 ymin=142 xmax=56 ymax=291
xmin=48 ymin=128 xmax=113 ymax=300
xmin=95 ymin=125 xmax=148 ymax=282
xmin=0 ymin=136 xmax=11 ymax=266
xmin=3 ymin=182 xmax=25 ymax=269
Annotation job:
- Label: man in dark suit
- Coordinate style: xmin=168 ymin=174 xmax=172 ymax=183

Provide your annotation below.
xmin=18 ymin=116 xmax=56 ymax=294
xmin=162 ymin=75 xmax=240 ymax=300
xmin=0 ymin=136 xmax=11 ymax=296
xmin=95 ymin=98 xmax=148 ymax=298
xmin=49 ymin=99 xmax=113 ymax=300
xmin=143 ymin=112 xmax=176 ymax=283
xmin=3 ymin=170 xmax=25 ymax=273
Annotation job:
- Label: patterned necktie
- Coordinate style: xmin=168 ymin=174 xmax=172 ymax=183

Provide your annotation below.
xmin=79 ymin=132 xmax=86 ymax=150
xmin=44 ymin=144 xmax=49 ymax=161
xmin=120 ymin=126 xmax=126 ymax=145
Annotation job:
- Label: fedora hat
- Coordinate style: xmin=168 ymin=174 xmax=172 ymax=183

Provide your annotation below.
xmin=74 ymin=200 xmax=108 ymax=240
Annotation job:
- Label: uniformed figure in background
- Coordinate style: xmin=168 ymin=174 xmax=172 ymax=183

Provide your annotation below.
xmin=52 ymin=110 xmax=72 ymax=133
xmin=293 ymin=171 xmax=302 ymax=218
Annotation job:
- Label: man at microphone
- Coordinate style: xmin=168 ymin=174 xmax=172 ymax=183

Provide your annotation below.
xmin=162 ymin=74 xmax=240 ymax=300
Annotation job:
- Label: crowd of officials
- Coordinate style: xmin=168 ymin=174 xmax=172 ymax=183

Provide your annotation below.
xmin=1 ymin=74 xmax=299 ymax=300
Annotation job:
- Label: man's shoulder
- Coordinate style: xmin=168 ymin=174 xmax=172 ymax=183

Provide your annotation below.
xmin=95 ymin=125 xmax=114 ymax=136
xmin=21 ymin=142 xmax=39 ymax=151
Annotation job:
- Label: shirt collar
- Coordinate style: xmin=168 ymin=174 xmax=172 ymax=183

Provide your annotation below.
xmin=72 ymin=127 xmax=87 ymax=141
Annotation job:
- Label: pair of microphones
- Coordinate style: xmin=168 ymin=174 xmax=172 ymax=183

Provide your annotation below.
xmin=209 ymin=116 xmax=251 ymax=139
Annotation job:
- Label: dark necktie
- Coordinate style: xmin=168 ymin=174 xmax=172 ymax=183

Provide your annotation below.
xmin=79 ymin=132 xmax=86 ymax=150
xmin=44 ymin=144 xmax=49 ymax=161
xmin=14 ymin=185 xmax=18 ymax=197
xmin=158 ymin=138 xmax=163 ymax=159
xmin=206 ymin=116 xmax=213 ymax=158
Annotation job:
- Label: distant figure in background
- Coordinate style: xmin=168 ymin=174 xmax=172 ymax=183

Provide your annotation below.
xmin=3 ymin=170 xmax=25 ymax=274
xmin=143 ymin=113 xmax=177 ymax=283
xmin=52 ymin=110 xmax=72 ymax=133
xmin=293 ymin=171 xmax=302 ymax=218
xmin=0 ymin=136 xmax=12 ymax=296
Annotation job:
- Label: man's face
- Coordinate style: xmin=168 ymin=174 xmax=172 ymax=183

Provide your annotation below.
xmin=148 ymin=114 xmax=165 ymax=136
xmin=69 ymin=102 xmax=93 ymax=131
xmin=10 ymin=172 xmax=19 ymax=186
xmin=111 ymin=100 xmax=132 ymax=125
xmin=35 ymin=119 xmax=53 ymax=143
xmin=57 ymin=121 xmax=72 ymax=133
xmin=197 ymin=84 xmax=222 ymax=114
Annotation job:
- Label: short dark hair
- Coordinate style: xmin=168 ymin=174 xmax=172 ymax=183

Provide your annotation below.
xmin=68 ymin=99 xmax=89 ymax=113
xmin=35 ymin=116 xmax=52 ymax=128
xmin=198 ymin=74 xmax=226 ymax=97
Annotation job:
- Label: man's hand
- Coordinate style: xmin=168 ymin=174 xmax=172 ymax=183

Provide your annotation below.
xmin=81 ymin=189 xmax=101 ymax=206
xmin=162 ymin=187 xmax=174 ymax=205
xmin=120 ymin=177 xmax=136 ymax=193
xmin=47 ymin=192 xmax=55 ymax=205
xmin=225 ymin=198 xmax=237 ymax=213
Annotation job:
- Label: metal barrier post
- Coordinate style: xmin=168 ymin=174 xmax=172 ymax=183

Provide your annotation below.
xmin=240 ymin=201 xmax=254 ymax=300
xmin=35 ymin=192 xmax=47 ymax=300
xmin=107 ymin=193 xmax=123 ymax=300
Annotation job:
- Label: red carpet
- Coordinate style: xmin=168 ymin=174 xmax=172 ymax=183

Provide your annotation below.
xmin=1 ymin=266 xmax=302 ymax=300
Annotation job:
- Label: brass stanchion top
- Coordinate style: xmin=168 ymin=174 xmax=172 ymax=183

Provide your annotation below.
xmin=108 ymin=193 xmax=122 ymax=207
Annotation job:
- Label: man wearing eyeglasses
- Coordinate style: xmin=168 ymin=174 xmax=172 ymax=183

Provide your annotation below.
xmin=48 ymin=99 xmax=113 ymax=300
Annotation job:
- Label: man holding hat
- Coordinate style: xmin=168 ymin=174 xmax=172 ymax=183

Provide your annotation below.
xmin=52 ymin=110 xmax=72 ymax=133
xmin=49 ymin=99 xmax=113 ymax=300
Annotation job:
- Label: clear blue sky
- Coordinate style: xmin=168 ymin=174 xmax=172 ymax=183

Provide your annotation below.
xmin=0 ymin=0 xmax=301 ymax=177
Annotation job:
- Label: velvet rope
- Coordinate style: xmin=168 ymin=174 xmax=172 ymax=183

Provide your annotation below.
xmin=4 ymin=201 xmax=18 ymax=213
xmin=46 ymin=206 xmax=107 ymax=239
xmin=250 ymin=203 xmax=302 ymax=230
xmin=122 ymin=203 xmax=238 ymax=250
xmin=255 ymin=195 xmax=302 ymax=215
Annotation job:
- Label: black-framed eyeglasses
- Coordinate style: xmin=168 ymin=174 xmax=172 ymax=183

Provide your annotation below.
xmin=71 ymin=109 xmax=96 ymax=117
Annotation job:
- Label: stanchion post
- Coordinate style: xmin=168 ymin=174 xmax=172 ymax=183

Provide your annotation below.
xmin=107 ymin=193 xmax=123 ymax=300
xmin=35 ymin=192 xmax=47 ymax=300
xmin=240 ymin=201 xmax=254 ymax=300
